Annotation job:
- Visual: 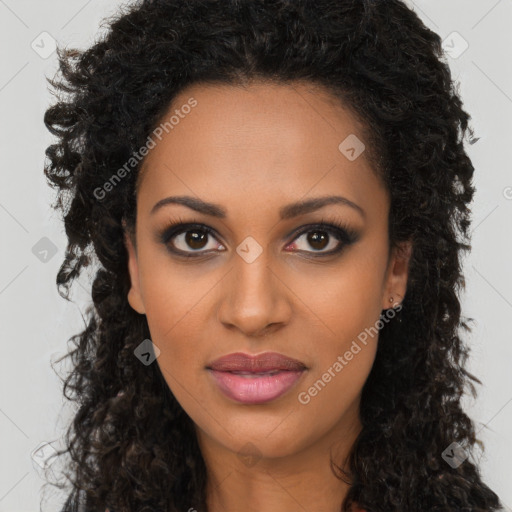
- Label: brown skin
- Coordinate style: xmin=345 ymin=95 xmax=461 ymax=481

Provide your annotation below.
xmin=124 ymin=81 xmax=412 ymax=512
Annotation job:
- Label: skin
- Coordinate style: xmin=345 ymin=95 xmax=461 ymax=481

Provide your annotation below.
xmin=124 ymin=81 xmax=412 ymax=512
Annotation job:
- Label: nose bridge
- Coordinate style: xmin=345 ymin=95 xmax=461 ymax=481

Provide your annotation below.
xmin=217 ymin=246 xmax=290 ymax=336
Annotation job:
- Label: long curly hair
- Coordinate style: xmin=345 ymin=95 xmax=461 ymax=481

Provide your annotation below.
xmin=42 ymin=0 xmax=503 ymax=511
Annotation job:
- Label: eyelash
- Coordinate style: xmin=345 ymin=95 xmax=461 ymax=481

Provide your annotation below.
xmin=158 ymin=215 xmax=360 ymax=259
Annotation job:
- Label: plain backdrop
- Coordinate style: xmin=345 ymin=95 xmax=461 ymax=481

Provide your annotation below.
xmin=0 ymin=1 xmax=511 ymax=511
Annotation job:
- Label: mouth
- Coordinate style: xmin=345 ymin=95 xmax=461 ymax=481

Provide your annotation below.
xmin=206 ymin=351 xmax=307 ymax=404
xmin=206 ymin=351 xmax=307 ymax=373
xmin=207 ymin=368 xmax=306 ymax=404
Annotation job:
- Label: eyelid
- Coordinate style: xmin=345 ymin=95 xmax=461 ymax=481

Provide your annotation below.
xmin=158 ymin=217 xmax=222 ymax=251
xmin=286 ymin=218 xmax=358 ymax=243
xmin=157 ymin=215 xmax=360 ymax=257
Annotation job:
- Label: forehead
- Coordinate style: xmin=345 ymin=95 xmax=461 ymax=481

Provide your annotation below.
xmin=135 ymin=81 xmax=387 ymax=220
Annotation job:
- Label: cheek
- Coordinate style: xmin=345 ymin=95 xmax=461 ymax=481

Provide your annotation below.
xmin=137 ymin=244 xmax=215 ymax=339
xmin=290 ymin=249 xmax=387 ymax=340
xmin=288 ymin=250 xmax=385 ymax=407
xmin=291 ymin=343 xmax=375 ymax=454
xmin=140 ymin=274 xmax=209 ymax=410
xmin=292 ymin=275 xmax=381 ymax=441
xmin=141 ymin=276 xmax=206 ymax=357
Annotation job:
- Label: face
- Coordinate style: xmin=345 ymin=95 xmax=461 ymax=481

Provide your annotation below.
xmin=125 ymin=81 xmax=411 ymax=464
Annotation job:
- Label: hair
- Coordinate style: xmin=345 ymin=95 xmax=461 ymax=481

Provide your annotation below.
xmin=42 ymin=0 xmax=503 ymax=511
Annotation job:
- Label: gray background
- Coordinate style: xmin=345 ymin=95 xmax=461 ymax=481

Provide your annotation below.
xmin=0 ymin=1 xmax=511 ymax=510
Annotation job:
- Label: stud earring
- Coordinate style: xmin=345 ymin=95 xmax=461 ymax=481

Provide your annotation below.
xmin=389 ymin=294 xmax=403 ymax=324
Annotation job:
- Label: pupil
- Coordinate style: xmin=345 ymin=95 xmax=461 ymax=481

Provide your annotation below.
xmin=308 ymin=231 xmax=328 ymax=250
xmin=183 ymin=230 xmax=330 ymax=251
xmin=186 ymin=230 xmax=208 ymax=249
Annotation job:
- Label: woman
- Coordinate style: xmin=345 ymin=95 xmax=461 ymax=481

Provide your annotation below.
xmin=43 ymin=0 xmax=503 ymax=511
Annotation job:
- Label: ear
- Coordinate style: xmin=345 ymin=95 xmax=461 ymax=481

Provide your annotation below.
xmin=381 ymin=240 xmax=413 ymax=310
xmin=124 ymin=230 xmax=146 ymax=315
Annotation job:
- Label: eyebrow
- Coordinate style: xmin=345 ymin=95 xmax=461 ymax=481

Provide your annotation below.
xmin=150 ymin=194 xmax=366 ymax=220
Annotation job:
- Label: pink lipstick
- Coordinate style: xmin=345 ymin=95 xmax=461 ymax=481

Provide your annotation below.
xmin=206 ymin=351 xmax=307 ymax=404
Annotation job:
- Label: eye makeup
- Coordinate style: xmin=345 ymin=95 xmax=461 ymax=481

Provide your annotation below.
xmin=155 ymin=214 xmax=361 ymax=260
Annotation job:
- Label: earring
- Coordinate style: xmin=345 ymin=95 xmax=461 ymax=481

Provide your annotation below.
xmin=389 ymin=295 xmax=403 ymax=323
xmin=389 ymin=293 xmax=403 ymax=306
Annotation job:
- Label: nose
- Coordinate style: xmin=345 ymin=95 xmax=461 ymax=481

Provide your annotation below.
xmin=216 ymin=251 xmax=293 ymax=338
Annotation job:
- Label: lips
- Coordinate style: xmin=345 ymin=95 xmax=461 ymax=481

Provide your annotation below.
xmin=206 ymin=351 xmax=307 ymax=404
xmin=206 ymin=351 xmax=307 ymax=373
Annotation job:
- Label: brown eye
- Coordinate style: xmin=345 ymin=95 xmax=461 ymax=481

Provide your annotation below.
xmin=288 ymin=228 xmax=341 ymax=253
xmin=160 ymin=220 xmax=359 ymax=259
xmin=184 ymin=229 xmax=209 ymax=250
xmin=306 ymin=230 xmax=330 ymax=251
xmin=162 ymin=224 xmax=225 ymax=255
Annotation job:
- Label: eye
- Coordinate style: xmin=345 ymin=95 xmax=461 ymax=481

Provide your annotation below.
xmin=287 ymin=228 xmax=340 ymax=253
xmin=285 ymin=222 xmax=358 ymax=256
xmin=158 ymin=217 xmax=360 ymax=258
xmin=162 ymin=223 xmax=225 ymax=255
